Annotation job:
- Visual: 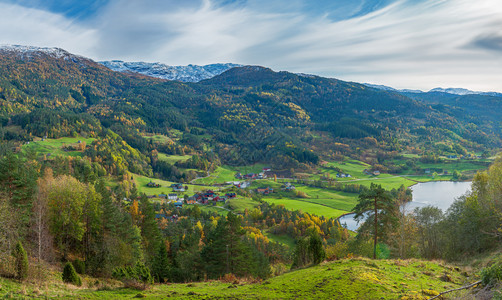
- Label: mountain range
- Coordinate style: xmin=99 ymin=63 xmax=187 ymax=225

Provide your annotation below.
xmin=1 ymin=44 xmax=501 ymax=168
xmin=99 ymin=60 xmax=241 ymax=82
xmin=364 ymin=83 xmax=502 ymax=97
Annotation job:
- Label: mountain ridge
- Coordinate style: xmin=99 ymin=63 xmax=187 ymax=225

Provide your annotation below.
xmin=364 ymin=82 xmax=502 ymax=97
xmin=0 ymin=44 xmax=500 ymax=167
xmin=99 ymin=60 xmax=242 ymax=82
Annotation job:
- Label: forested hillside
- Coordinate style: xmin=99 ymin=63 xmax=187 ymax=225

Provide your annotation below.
xmin=0 ymin=46 xmax=501 ymax=299
xmin=1 ymin=47 xmax=501 ymax=171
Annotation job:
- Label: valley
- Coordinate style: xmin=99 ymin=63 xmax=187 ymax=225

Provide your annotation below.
xmin=0 ymin=46 xmax=500 ymax=299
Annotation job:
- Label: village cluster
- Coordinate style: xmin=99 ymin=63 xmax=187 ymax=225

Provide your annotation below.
xmin=142 ymin=167 xmax=299 ymax=209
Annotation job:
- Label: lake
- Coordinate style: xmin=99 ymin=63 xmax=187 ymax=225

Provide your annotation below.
xmin=338 ymin=181 xmax=472 ymax=231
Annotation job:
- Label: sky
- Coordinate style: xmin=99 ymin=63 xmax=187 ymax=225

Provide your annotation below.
xmin=1 ymin=0 xmax=502 ymax=92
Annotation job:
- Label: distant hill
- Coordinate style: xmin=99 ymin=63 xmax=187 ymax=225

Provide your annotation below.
xmin=364 ymin=82 xmax=502 ymax=97
xmin=99 ymin=60 xmax=241 ymax=82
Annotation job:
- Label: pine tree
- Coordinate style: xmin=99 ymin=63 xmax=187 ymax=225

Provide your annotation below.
xmin=62 ymin=262 xmax=82 ymax=286
xmin=291 ymin=237 xmax=310 ymax=269
xmin=13 ymin=241 xmax=29 ymax=280
xmin=354 ymin=183 xmax=396 ymax=259
xmin=152 ymin=241 xmax=170 ymax=283
xmin=309 ymin=232 xmax=326 ymax=265
xmin=139 ymin=194 xmax=161 ymax=263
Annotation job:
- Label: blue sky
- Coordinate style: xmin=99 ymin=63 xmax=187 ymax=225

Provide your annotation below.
xmin=1 ymin=0 xmax=502 ymax=92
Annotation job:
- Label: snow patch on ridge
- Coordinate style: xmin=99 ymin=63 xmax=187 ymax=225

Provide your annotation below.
xmin=99 ymin=60 xmax=242 ymax=82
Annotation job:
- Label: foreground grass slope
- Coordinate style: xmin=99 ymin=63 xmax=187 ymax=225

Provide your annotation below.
xmin=0 ymin=258 xmax=475 ymax=299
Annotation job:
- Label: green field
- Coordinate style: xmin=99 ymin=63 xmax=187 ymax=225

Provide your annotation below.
xmin=264 ymin=231 xmax=296 ymax=249
xmin=226 ymin=196 xmax=261 ymax=213
xmin=192 ymin=204 xmax=229 ymax=216
xmin=187 ymin=157 xmax=490 ymax=219
xmin=157 ymin=153 xmax=192 ymax=164
xmin=22 ymin=136 xmax=95 ymax=158
xmin=0 ymin=258 xmax=473 ymax=299
xmin=264 ymin=197 xmax=348 ymax=218
xmin=194 ymin=164 xmax=270 ymax=185
xmin=142 ymin=134 xmax=173 ymax=144
xmin=133 ymin=174 xmax=219 ymax=196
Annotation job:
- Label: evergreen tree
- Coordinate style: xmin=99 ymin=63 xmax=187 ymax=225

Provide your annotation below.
xmin=354 ymin=183 xmax=397 ymax=259
xmin=201 ymin=212 xmax=258 ymax=279
xmin=139 ymin=194 xmax=161 ymax=263
xmin=62 ymin=262 xmax=82 ymax=286
xmin=13 ymin=241 xmax=29 ymax=280
xmin=309 ymin=232 xmax=326 ymax=265
xmin=152 ymin=241 xmax=170 ymax=283
xmin=291 ymin=237 xmax=310 ymax=269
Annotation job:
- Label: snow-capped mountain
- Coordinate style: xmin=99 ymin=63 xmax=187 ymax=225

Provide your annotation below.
xmin=99 ymin=60 xmax=242 ymax=82
xmin=364 ymin=83 xmax=502 ymax=97
xmin=428 ymin=87 xmax=502 ymax=97
xmin=0 ymin=44 xmax=88 ymax=62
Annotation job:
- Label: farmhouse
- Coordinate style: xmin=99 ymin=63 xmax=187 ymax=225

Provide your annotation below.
xmin=171 ymin=183 xmax=186 ymax=192
xmin=282 ymin=183 xmax=296 ymax=191
xmin=147 ymin=181 xmax=161 ymax=188
xmin=257 ymin=187 xmax=273 ymax=195
xmin=257 ymin=172 xmax=267 ymax=179
xmin=168 ymin=193 xmax=178 ymax=201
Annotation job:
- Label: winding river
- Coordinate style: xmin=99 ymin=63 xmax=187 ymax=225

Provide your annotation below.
xmin=338 ymin=181 xmax=472 ymax=231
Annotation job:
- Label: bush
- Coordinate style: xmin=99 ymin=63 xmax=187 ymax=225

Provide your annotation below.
xmin=481 ymin=259 xmax=502 ymax=287
xmin=72 ymin=259 xmax=85 ymax=274
xmin=325 ymin=242 xmax=349 ymax=261
xmin=112 ymin=263 xmax=153 ymax=289
xmin=12 ymin=241 xmax=29 ymax=280
xmin=62 ymin=262 xmax=82 ymax=286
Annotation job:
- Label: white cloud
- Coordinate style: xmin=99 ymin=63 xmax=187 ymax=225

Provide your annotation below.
xmin=1 ymin=0 xmax=502 ymax=92
xmin=0 ymin=3 xmax=96 ymax=55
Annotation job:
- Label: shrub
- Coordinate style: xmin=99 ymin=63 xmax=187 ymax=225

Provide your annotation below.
xmin=481 ymin=259 xmax=502 ymax=287
xmin=220 ymin=273 xmax=238 ymax=283
xmin=72 ymin=259 xmax=85 ymax=274
xmin=12 ymin=241 xmax=29 ymax=280
xmin=62 ymin=262 xmax=82 ymax=286
xmin=112 ymin=263 xmax=153 ymax=289
xmin=325 ymin=242 xmax=349 ymax=261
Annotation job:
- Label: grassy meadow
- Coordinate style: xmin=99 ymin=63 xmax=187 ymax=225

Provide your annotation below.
xmin=22 ymin=136 xmax=96 ymax=158
xmin=0 ymin=258 xmax=475 ymax=299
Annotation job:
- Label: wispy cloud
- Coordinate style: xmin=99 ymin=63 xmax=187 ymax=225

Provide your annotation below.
xmin=0 ymin=2 xmax=96 ymax=55
xmin=1 ymin=0 xmax=502 ymax=91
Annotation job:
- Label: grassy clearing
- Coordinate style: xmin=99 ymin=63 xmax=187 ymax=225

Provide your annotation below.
xmin=157 ymin=153 xmax=192 ymax=164
xmin=254 ymin=180 xmax=359 ymax=217
xmin=2 ymin=258 xmax=471 ymax=299
xmin=22 ymin=136 xmax=95 ymax=158
xmin=142 ymin=134 xmax=173 ymax=144
xmin=193 ymin=165 xmax=237 ymax=185
xmin=264 ymin=231 xmax=296 ymax=249
xmin=193 ymin=164 xmax=270 ymax=185
xmin=226 ymin=197 xmax=261 ymax=213
xmin=191 ymin=204 xmax=229 ymax=216
xmin=348 ymin=174 xmax=417 ymax=190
